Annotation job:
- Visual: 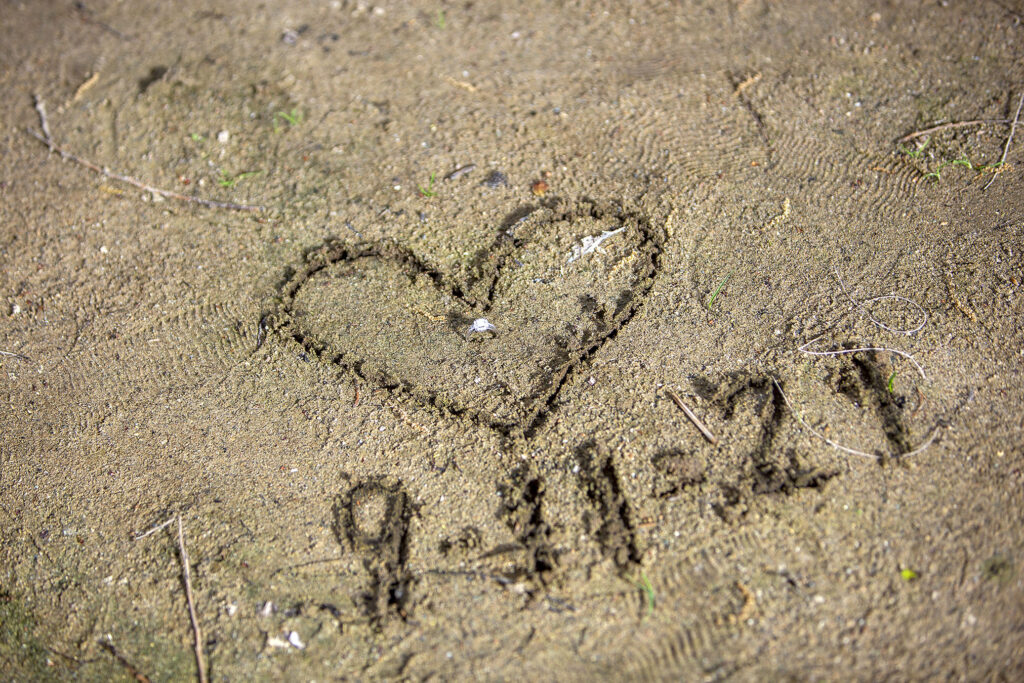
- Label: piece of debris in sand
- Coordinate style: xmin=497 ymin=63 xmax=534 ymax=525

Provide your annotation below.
xmin=567 ymin=226 xmax=625 ymax=263
xmin=266 ymin=631 xmax=306 ymax=650
xmin=466 ymin=318 xmax=497 ymax=340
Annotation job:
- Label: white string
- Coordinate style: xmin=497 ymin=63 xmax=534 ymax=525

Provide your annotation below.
xmin=783 ymin=266 xmax=938 ymax=460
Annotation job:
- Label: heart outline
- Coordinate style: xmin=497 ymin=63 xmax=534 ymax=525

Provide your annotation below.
xmin=268 ymin=198 xmax=666 ymax=438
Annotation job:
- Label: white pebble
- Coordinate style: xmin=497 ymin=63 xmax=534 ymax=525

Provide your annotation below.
xmin=287 ymin=631 xmax=306 ymax=649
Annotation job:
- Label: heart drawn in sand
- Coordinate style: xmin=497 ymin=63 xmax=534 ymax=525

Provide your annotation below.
xmin=274 ymin=199 xmax=664 ymax=436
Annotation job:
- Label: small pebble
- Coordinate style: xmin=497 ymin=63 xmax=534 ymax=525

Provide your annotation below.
xmin=531 ymin=180 xmax=549 ymax=196
xmin=217 ymin=130 xmax=230 ymax=143
xmin=482 ymin=170 xmax=508 ymax=188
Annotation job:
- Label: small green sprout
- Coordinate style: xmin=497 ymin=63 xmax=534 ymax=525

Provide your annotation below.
xmin=418 ymin=172 xmax=438 ymax=198
xmin=273 ymin=108 xmax=303 ymax=133
xmin=634 ymin=572 xmax=656 ymax=616
xmin=923 ymin=156 xmax=978 ymax=182
xmin=707 ymin=271 xmax=733 ymax=310
xmin=977 ymin=161 xmax=1005 ymax=174
xmin=897 ymin=140 xmax=929 ymax=159
xmin=435 ymin=10 xmax=446 ymax=29
xmin=218 ymin=169 xmax=262 ymax=188
xmin=887 ymin=370 xmax=897 ymax=393
xmin=897 ymin=140 xmax=984 ymax=182
xmin=189 ymin=132 xmax=205 ymax=142
xmin=900 ymin=568 xmax=918 ymax=582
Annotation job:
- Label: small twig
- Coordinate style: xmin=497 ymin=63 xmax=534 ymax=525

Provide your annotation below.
xmin=735 ymin=581 xmax=757 ymax=622
xmin=73 ymin=1 xmax=133 ymax=40
xmin=442 ymin=75 xmax=477 ymax=92
xmin=33 ymin=94 xmax=54 ymax=152
xmin=134 ymin=516 xmax=206 ymax=681
xmin=984 ymin=90 xmax=1024 ymax=191
xmin=0 ymin=350 xmax=30 ymax=361
xmin=733 ymin=72 xmax=762 ymax=96
xmin=896 ymin=118 xmax=1010 ymax=144
xmin=911 ymin=385 xmax=927 ymax=419
xmin=25 ymin=125 xmax=263 ymax=212
xmin=177 ymin=517 xmax=207 ymax=683
xmin=444 ymin=164 xmax=476 ymax=181
xmin=132 ymin=517 xmax=175 ymax=541
xmin=666 ymin=389 xmax=718 ymax=445
xmin=99 ymin=641 xmax=152 ymax=683
xmin=72 ymin=72 xmax=101 ymax=103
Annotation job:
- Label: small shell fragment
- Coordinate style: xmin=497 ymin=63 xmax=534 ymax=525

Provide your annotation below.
xmin=466 ymin=318 xmax=497 ymax=340
xmin=266 ymin=635 xmax=290 ymax=649
xmin=566 ymin=226 xmax=625 ymax=263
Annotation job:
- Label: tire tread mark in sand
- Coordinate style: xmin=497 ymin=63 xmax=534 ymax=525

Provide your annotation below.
xmin=583 ymin=530 xmax=763 ymax=680
xmin=573 ymin=440 xmax=641 ymax=573
xmin=50 ymin=300 xmax=258 ymax=438
xmin=267 ymin=198 xmax=666 ymax=440
xmin=745 ymin=86 xmax=922 ymax=223
xmin=332 ymin=478 xmax=416 ymax=625
xmin=729 ymin=70 xmax=774 ymax=169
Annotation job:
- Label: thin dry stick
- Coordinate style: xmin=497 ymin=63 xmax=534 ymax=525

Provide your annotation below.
xmin=0 ymin=350 xmax=30 ymax=360
xmin=132 ymin=517 xmax=175 ymax=541
xmin=733 ymin=72 xmax=762 ymax=96
xmin=177 ymin=517 xmax=207 ymax=683
xmin=773 ymin=378 xmax=938 ymax=461
xmin=896 ymin=118 xmax=1010 ymax=143
xmin=33 ymin=94 xmax=54 ymax=152
xmin=984 ymin=90 xmax=1024 ymax=191
xmin=98 ymin=640 xmax=152 ymax=683
xmin=667 ymin=389 xmax=718 ymax=445
xmin=25 ymin=124 xmax=264 ymax=210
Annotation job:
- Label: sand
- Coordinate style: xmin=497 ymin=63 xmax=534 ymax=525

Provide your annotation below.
xmin=1 ymin=1 xmax=1022 ymax=679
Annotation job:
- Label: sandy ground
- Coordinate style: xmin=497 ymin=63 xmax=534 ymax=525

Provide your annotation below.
xmin=2 ymin=0 xmax=1023 ymax=680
